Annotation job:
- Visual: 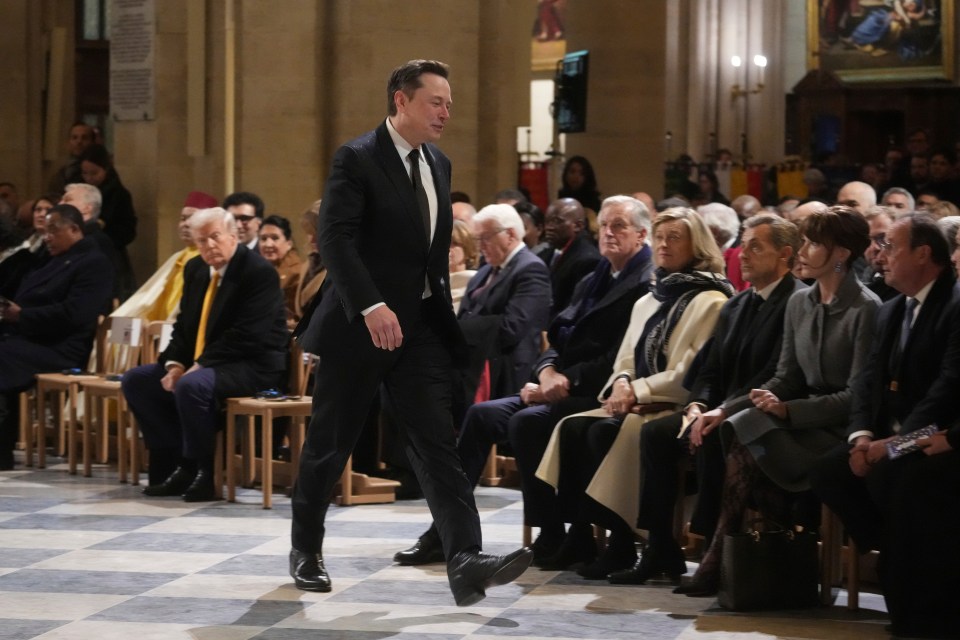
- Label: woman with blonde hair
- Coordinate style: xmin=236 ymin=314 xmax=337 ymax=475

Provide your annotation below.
xmin=449 ymin=219 xmax=479 ymax=313
xmin=535 ymin=208 xmax=733 ymax=577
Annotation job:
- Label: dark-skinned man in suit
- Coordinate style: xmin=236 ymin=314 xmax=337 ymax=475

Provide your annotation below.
xmin=538 ymin=198 xmax=600 ymax=316
xmin=122 ymin=207 xmax=288 ymax=502
xmin=811 ymin=214 xmax=960 ymax=639
xmin=290 ymin=59 xmax=532 ymax=607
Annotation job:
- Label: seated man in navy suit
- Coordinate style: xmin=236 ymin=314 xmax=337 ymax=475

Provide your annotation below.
xmin=811 ymin=214 xmax=960 ymax=639
xmin=395 ymin=195 xmax=654 ymax=565
xmin=122 ymin=207 xmax=288 ymax=501
xmin=0 ymin=204 xmax=114 ymax=469
xmin=456 ymin=203 xmax=552 ymax=420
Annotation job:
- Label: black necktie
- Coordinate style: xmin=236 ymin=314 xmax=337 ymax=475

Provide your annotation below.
xmin=408 ymin=149 xmax=431 ymax=243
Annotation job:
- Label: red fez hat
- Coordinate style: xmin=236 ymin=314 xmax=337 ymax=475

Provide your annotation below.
xmin=183 ymin=191 xmax=218 ymax=209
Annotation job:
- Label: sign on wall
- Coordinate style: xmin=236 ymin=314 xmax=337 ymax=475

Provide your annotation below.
xmin=110 ymin=0 xmax=156 ymax=121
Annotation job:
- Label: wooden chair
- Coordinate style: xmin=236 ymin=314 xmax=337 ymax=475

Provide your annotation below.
xmin=76 ymin=317 xmax=144 ymax=479
xmin=126 ymin=321 xmax=173 ymax=485
xmin=224 ymin=343 xmax=315 ymax=508
xmin=819 ymin=504 xmax=861 ymax=610
xmin=22 ymin=317 xmax=109 ymax=469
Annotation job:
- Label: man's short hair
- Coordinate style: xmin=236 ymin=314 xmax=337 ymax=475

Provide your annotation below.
xmin=190 ymin=207 xmax=238 ymax=235
xmin=514 ymin=201 xmax=544 ymax=228
xmin=601 ymin=195 xmax=652 ymax=236
xmin=863 ymin=205 xmax=897 ymax=223
xmin=48 ymin=204 xmax=85 ymax=230
xmin=474 ymin=204 xmax=524 ymax=241
xmin=222 ymin=191 xmax=265 ymax=219
xmin=937 ymin=216 xmax=960 ymax=255
xmin=881 ymin=186 xmax=915 ymax=212
xmin=902 ymin=213 xmax=951 ymax=267
xmin=64 ymin=183 xmax=102 ymax=220
xmin=744 ymin=214 xmax=802 ymax=268
xmin=386 ymin=59 xmax=450 ymax=116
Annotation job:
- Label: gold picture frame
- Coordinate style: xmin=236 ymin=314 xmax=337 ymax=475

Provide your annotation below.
xmin=807 ymin=0 xmax=954 ymax=82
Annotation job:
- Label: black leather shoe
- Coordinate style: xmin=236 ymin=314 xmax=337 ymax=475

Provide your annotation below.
xmin=609 ymin=544 xmax=687 ymax=585
xmin=530 ymin=533 xmax=563 ymax=566
xmin=143 ymin=465 xmax=195 ymax=497
xmin=673 ymin=575 xmax=718 ymax=597
xmin=289 ymin=548 xmax=332 ymax=592
xmin=182 ymin=469 xmax=220 ymax=502
xmin=537 ymin=525 xmax=597 ymax=571
xmin=394 ymin=532 xmax=444 ymax=565
xmin=447 ymin=547 xmax=534 ymax=606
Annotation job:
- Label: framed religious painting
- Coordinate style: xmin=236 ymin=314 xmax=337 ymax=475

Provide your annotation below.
xmin=807 ymin=0 xmax=954 ymax=82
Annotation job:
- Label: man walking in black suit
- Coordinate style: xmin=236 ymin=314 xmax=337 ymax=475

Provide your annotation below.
xmin=291 ymin=60 xmax=532 ymax=606
xmin=122 ymin=207 xmax=288 ymax=501
xmin=810 ymin=214 xmax=960 ymax=638
xmin=609 ymin=214 xmax=803 ymax=585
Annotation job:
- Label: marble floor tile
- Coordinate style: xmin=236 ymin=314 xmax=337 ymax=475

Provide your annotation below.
xmin=0 ymin=591 xmax=130 ymax=620
xmin=32 ymin=621 xmax=265 ymax=640
xmin=88 ymin=596 xmax=308 ymax=627
xmin=0 ymin=568 xmax=180 ymax=595
xmin=38 ymin=500 xmax=197 ymax=518
xmin=139 ymin=515 xmax=291 ymax=537
xmin=29 ymin=549 xmax=231 ymax=574
xmin=0 ymin=529 xmax=122 ymax=550
xmin=0 ymin=514 xmax=164 ymax=531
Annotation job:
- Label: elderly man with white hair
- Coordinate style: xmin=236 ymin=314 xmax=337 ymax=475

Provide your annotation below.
xmin=457 ymin=204 xmax=552 ymax=413
xmin=699 ymin=202 xmax=745 ymax=290
xmin=122 ymin=207 xmax=289 ymax=501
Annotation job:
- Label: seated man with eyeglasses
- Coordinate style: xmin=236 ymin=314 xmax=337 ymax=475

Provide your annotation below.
xmin=861 ymin=206 xmax=899 ymax=302
xmin=223 ymin=191 xmax=265 ymax=253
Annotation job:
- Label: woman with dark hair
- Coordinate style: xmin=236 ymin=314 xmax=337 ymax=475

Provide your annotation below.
xmin=80 ymin=144 xmax=138 ymax=298
xmin=535 ymin=208 xmax=733 ymax=577
xmin=294 ymin=200 xmax=326 ymax=322
xmin=696 ymin=170 xmax=730 ymax=206
xmin=258 ymin=214 xmax=302 ymax=324
xmin=677 ymin=205 xmax=880 ymax=598
xmin=559 ymin=155 xmax=602 ymax=214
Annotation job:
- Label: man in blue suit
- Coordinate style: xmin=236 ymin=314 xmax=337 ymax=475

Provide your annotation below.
xmin=291 ymin=59 xmax=532 ymax=606
xmin=0 ymin=204 xmax=114 ymax=469
xmin=457 ymin=203 xmax=551 ymax=413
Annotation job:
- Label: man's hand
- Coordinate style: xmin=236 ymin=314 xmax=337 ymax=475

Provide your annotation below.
xmin=603 ymin=378 xmax=636 ymax=416
xmin=690 ymin=406 xmax=726 ymax=448
xmin=0 ymin=300 xmax=21 ymax=322
xmin=919 ymin=431 xmax=954 ymax=456
xmin=538 ymin=366 xmax=570 ymax=403
xmin=848 ymin=435 xmax=873 ymax=477
xmin=364 ymin=305 xmax=403 ymax=351
xmin=750 ymin=388 xmax=788 ymax=420
xmin=161 ymin=365 xmax=185 ymax=392
xmin=520 ymin=383 xmax=546 ymax=406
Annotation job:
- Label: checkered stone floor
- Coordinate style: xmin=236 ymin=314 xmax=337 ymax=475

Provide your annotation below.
xmin=0 ymin=455 xmax=890 ymax=639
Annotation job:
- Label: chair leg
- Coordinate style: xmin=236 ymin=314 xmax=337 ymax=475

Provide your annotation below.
xmin=339 ymin=455 xmax=354 ymax=506
xmin=226 ymin=404 xmax=237 ymax=502
xmin=19 ymin=391 xmax=34 ymax=467
xmin=242 ymin=415 xmax=256 ymax=488
xmin=116 ymin=397 xmax=128 ymax=484
xmin=129 ymin=416 xmax=141 ymax=486
xmin=37 ymin=387 xmax=50 ymax=469
xmin=261 ymin=409 xmax=274 ymax=509
xmin=523 ymin=524 xmax=532 ymax=547
xmin=81 ymin=391 xmax=93 ymax=477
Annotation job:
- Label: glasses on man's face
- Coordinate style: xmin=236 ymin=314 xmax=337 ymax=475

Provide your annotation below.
xmin=870 ymin=233 xmax=887 ymax=248
xmin=473 ymin=228 xmax=506 ymax=244
xmin=233 ymin=215 xmax=256 ymax=224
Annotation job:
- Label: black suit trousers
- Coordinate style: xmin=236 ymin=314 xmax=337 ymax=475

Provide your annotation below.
xmin=291 ymin=309 xmax=481 ymax=561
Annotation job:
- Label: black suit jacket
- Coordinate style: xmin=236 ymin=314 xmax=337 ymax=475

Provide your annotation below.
xmin=849 ymin=269 xmax=960 ymax=444
xmin=299 ymin=122 xmax=465 ymax=361
xmin=458 ymin=246 xmax=551 ymax=399
xmin=535 ymin=249 xmax=654 ymax=397
xmin=692 ymin=274 xmax=807 ymax=409
xmin=1 ymin=236 xmax=114 ymax=389
xmin=160 ymin=244 xmax=288 ymax=398
xmin=539 ymin=232 xmax=601 ymax=316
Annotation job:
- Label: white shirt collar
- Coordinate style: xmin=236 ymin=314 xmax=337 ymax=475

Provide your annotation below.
xmin=754 ymin=276 xmax=785 ymax=301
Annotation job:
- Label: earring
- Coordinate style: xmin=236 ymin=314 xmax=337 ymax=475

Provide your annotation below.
xmin=834 ymin=261 xmax=843 ymax=272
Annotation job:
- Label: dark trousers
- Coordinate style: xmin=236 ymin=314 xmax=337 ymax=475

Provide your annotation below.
xmin=122 ymin=363 xmax=219 ymax=463
xmin=637 ymin=411 xmax=725 ymax=546
xmin=555 ymin=414 xmax=626 ymax=531
xmin=813 ymin=444 xmax=960 ymax=636
xmin=291 ymin=316 xmax=481 ymax=561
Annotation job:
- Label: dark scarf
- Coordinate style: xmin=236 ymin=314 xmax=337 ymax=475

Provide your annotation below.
xmin=633 ymin=267 xmax=734 ymax=379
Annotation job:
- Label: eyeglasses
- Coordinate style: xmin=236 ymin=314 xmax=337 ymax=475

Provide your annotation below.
xmin=870 ymin=233 xmax=887 ymax=248
xmin=233 ymin=214 xmax=256 ymax=223
xmin=473 ymin=228 xmax=506 ymax=244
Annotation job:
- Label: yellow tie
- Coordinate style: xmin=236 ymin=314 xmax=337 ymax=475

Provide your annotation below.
xmin=193 ymin=272 xmax=219 ymax=360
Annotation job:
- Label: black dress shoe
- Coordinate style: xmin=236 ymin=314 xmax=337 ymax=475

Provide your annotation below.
xmin=289 ymin=548 xmax=332 ymax=592
xmin=182 ymin=469 xmax=220 ymax=502
xmin=447 ymin=547 xmax=534 ymax=606
xmin=394 ymin=531 xmax=445 ymax=565
xmin=673 ymin=575 xmax=718 ymax=597
xmin=530 ymin=533 xmax=563 ymax=566
xmin=143 ymin=465 xmax=195 ymax=497
xmin=609 ymin=544 xmax=688 ymax=585
xmin=537 ymin=525 xmax=597 ymax=571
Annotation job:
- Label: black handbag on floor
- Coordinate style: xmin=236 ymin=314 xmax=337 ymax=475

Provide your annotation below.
xmin=718 ymin=518 xmax=819 ymax=611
